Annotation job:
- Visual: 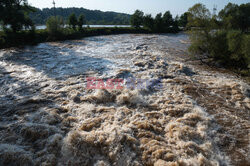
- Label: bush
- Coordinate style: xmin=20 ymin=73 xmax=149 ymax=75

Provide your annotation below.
xmin=0 ymin=32 xmax=5 ymax=46
xmin=46 ymin=16 xmax=64 ymax=40
xmin=242 ymin=34 xmax=250 ymax=69
xmin=188 ymin=30 xmax=211 ymax=56
xmin=189 ymin=28 xmax=250 ymax=73
xmin=209 ymin=30 xmax=229 ymax=62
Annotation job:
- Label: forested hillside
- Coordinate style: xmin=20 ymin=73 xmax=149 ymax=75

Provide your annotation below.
xmin=29 ymin=7 xmax=131 ymax=25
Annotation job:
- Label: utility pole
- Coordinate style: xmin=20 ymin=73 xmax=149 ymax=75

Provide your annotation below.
xmin=53 ymin=0 xmax=56 ymax=17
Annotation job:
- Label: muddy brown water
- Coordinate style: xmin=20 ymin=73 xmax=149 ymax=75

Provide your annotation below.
xmin=0 ymin=34 xmax=249 ymax=166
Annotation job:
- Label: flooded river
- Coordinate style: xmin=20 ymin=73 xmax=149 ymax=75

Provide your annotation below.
xmin=0 ymin=34 xmax=249 ymax=165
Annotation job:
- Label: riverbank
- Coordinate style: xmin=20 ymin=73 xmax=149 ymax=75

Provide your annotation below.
xmin=0 ymin=27 xmax=179 ymax=49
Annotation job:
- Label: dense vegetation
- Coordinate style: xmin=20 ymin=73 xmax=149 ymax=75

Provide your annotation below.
xmin=0 ymin=0 xmax=34 ymax=32
xmin=29 ymin=7 xmax=131 ymax=25
xmin=0 ymin=27 xmax=151 ymax=48
xmin=130 ymin=10 xmax=187 ymax=33
xmin=187 ymin=3 xmax=250 ymax=75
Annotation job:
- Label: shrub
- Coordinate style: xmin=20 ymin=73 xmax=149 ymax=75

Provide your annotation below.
xmin=242 ymin=34 xmax=250 ymax=69
xmin=209 ymin=30 xmax=229 ymax=63
xmin=188 ymin=30 xmax=211 ymax=56
xmin=46 ymin=16 xmax=64 ymax=40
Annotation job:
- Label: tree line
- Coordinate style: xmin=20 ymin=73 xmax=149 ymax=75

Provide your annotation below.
xmin=29 ymin=7 xmax=130 ymax=25
xmin=130 ymin=10 xmax=188 ymax=32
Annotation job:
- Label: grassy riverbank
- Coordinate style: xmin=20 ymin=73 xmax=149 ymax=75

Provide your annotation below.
xmin=0 ymin=27 xmax=180 ymax=49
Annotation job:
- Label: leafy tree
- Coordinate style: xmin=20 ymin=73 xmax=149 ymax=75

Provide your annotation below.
xmin=143 ymin=14 xmax=154 ymax=31
xmin=130 ymin=10 xmax=144 ymax=28
xmin=187 ymin=4 xmax=214 ymax=57
xmin=179 ymin=12 xmax=188 ymax=28
xmin=46 ymin=16 xmax=64 ymax=39
xmin=187 ymin=3 xmax=211 ymax=28
xmin=238 ymin=3 xmax=250 ymax=32
xmin=162 ymin=11 xmax=173 ymax=28
xmin=154 ymin=13 xmax=164 ymax=32
xmin=0 ymin=0 xmax=34 ymax=32
xmin=172 ymin=16 xmax=180 ymax=32
xmin=78 ymin=14 xmax=86 ymax=29
xmin=68 ymin=13 xmax=78 ymax=29
xmin=219 ymin=3 xmax=240 ymax=30
xmin=219 ymin=3 xmax=250 ymax=32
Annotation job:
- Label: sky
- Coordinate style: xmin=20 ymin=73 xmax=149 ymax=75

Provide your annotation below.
xmin=28 ymin=0 xmax=249 ymax=16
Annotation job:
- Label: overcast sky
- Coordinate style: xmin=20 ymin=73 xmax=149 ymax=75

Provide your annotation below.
xmin=28 ymin=0 xmax=249 ymax=16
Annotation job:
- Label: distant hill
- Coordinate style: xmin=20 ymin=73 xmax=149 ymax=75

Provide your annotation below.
xmin=30 ymin=7 xmax=131 ymax=25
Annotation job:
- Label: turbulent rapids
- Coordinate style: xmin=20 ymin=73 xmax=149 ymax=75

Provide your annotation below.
xmin=0 ymin=34 xmax=249 ymax=166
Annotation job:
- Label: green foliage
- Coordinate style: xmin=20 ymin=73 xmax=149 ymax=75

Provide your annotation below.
xmin=0 ymin=27 xmax=151 ymax=49
xmin=68 ymin=13 xmax=78 ymax=29
xmin=187 ymin=3 xmax=211 ymax=29
xmin=162 ymin=11 xmax=174 ymax=28
xmin=242 ymin=35 xmax=250 ymax=69
xmin=188 ymin=3 xmax=250 ymax=74
xmin=29 ymin=7 xmax=131 ymax=25
xmin=154 ymin=13 xmax=164 ymax=32
xmin=130 ymin=10 xmax=144 ymax=28
xmin=188 ymin=30 xmax=210 ymax=56
xmin=46 ymin=16 xmax=64 ymax=40
xmin=179 ymin=12 xmax=188 ymax=28
xmin=78 ymin=14 xmax=86 ymax=30
xmin=209 ymin=30 xmax=229 ymax=62
xmin=226 ymin=31 xmax=250 ymax=68
xmin=143 ymin=14 xmax=154 ymax=31
xmin=219 ymin=3 xmax=250 ymax=32
xmin=134 ymin=10 xmax=180 ymax=33
xmin=0 ymin=0 xmax=34 ymax=32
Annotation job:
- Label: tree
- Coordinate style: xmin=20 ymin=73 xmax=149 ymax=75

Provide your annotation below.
xmin=143 ymin=14 xmax=154 ymax=31
xmin=162 ymin=11 xmax=174 ymax=28
xmin=130 ymin=10 xmax=144 ymax=28
xmin=238 ymin=3 xmax=250 ymax=32
xmin=219 ymin=3 xmax=250 ymax=32
xmin=172 ymin=16 xmax=180 ymax=32
xmin=154 ymin=13 xmax=164 ymax=32
xmin=68 ymin=13 xmax=78 ymax=29
xmin=46 ymin=16 xmax=64 ymax=39
xmin=187 ymin=4 xmax=214 ymax=56
xmin=0 ymin=0 xmax=34 ymax=32
xmin=219 ymin=3 xmax=240 ymax=30
xmin=187 ymin=3 xmax=211 ymax=28
xmin=179 ymin=12 xmax=188 ymax=28
xmin=78 ymin=14 xmax=86 ymax=29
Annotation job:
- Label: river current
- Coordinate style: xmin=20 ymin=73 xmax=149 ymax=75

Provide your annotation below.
xmin=0 ymin=34 xmax=249 ymax=165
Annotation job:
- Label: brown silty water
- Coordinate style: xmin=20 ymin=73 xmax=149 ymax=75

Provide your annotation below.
xmin=0 ymin=34 xmax=249 ymax=166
